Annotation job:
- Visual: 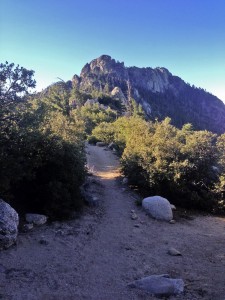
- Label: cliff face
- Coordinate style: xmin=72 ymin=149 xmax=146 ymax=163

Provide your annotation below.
xmin=72 ymin=55 xmax=225 ymax=133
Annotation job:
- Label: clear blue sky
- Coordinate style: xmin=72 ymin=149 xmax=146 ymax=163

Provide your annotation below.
xmin=1 ymin=0 xmax=225 ymax=102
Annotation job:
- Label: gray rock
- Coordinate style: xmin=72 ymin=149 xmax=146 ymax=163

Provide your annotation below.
xmin=96 ymin=141 xmax=106 ymax=147
xmin=128 ymin=274 xmax=184 ymax=296
xmin=0 ymin=199 xmax=19 ymax=249
xmin=170 ymin=204 xmax=176 ymax=210
xmin=131 ymin=213 xmax=138 ymax=220
xmin=111 ymin=87 xmax=128 ymax=106
xmin=22 ymin=223 xmax=34 ymax=232
xmin=122 ymin=177 xmax=128 ymax=185
xmin=142 ymin=196 xmax=173 ymax=221
xmin=108 ymin=142 xmax=116 ymax=150
xmin=81 ymin=191 xmax=99 ymax=207
xmin=80 ymin=177 xmax=101 ymax=207
xmin=25 ymin=214 xmax=47 ymax=226
xmin=168 ymin=247 xmax=182 ymax=256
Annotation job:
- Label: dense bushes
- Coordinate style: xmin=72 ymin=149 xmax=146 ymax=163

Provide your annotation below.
xmin=91 ymin=122 xmax=115 ymax=144
xmin=92 ymin=116 xmax=225 ymax=212
xmin=74 ymin=103 xmax=117 ymax=134
xmin=0 ymin=109 xmax=86 ymax=220
xmin=14 ymin=134 xmax=85 ymax=219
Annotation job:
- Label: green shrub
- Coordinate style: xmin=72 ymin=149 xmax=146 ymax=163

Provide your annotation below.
xmin=0 ymin=129 xmax=86 ymax=220
xmin=0 ymin=101 xmax=86 ymax=220
xmin=91 ymin=122 xmax=115 ymax=144
xmin=74 ymin=103 xmax=117 ymax=134
xmin=118 ymin=117 xmax=223 ymax=212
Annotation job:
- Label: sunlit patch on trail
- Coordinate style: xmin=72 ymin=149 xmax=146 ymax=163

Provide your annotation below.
xmin=97 ymin=168 xmax=120 ymax=179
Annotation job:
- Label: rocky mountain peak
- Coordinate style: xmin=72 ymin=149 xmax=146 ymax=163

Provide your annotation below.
xmin=80 ymin=55 xmax=126 ymax=78
xmin=71 ymin=55 xmax=225 ymax=133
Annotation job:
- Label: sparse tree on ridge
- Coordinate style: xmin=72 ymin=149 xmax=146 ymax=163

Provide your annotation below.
xmin=0 ymin=61 xmax=36 ymax=123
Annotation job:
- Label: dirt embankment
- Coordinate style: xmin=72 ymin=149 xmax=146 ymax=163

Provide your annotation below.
xmin=0 ymin=144 xmax=225 ymax=300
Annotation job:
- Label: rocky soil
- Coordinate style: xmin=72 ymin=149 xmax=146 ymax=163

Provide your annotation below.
xmin=0 ymin=144 xmax=225 ymax=299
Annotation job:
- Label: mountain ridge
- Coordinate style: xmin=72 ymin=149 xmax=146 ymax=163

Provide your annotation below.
xmin=71 ymin=55 xmax=225 ymax=133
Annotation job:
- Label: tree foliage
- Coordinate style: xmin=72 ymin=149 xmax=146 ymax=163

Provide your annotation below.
xmin=0 ymin=63 xmax=86 ymax=219
xmin=0 ymin=61 xmax=36 ymax=102
xmin=0 ymin=62 xmax=36 ymax=124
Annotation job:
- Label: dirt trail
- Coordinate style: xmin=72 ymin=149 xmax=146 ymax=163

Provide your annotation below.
xmin=0 ymin=145 xmax=225 ymax=300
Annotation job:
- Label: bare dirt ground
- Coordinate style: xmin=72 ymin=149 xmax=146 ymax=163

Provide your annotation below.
xmin=0 ymin=144 xmax=225 ymax=300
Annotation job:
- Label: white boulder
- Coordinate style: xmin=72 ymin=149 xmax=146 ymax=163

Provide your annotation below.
xmin=0 ymin=199 xmax=19 ymax=249
xmin=142 ymin=196 xmax=173 ymax=221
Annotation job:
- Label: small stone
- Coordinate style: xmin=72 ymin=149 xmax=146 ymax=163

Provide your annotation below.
xmin=22 ymin=223 xmax=34 ymax=232
xmin=134 ymin=224 xmax=140 ymax=228
xmin=122 ymin=177 xmax=128 ymax=185
xmin=39 ymin=238 xmax=48 ymax=245
xmin=131 ymin=213 xmax=138 ymax=220
xmin=96 ymin=142 xmax=106 ymax=147
xmin=169 ymin=219 xmax=176 ymax=224
xmin=55 ymin=229 xmax=64 ymax=235
xmin=131 ymin=210 xmax=135 ymax=213
xmin=25 ymin=214 xmax=47 ymax=226
xmin=168 ymin=247 xmax=182 ymax=256
xmin=171 ymin=204 xmax=176 ymax=210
